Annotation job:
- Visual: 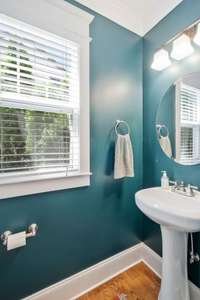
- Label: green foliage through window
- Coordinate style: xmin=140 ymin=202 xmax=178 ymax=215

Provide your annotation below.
xmin=0 ymin=107 xmax=70 ymax=172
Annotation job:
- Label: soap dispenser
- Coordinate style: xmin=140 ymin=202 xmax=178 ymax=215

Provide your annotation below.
xmin=161 ymin=171 xmax=169 ymax=189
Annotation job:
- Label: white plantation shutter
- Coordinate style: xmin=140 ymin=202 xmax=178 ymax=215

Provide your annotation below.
xmin=180 ymin=127 xmax=195 ymax=163
xmin=177 ymin=83 xmax=200 ymax=164
xmin=180 ymin=84 xmax=200 ymax=124
xmin=0 ymin=14 xmax=80 ymax=177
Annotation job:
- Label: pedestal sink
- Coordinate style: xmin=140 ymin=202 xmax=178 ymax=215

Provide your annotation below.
xmin=135 ymin=187 xmax=200 ymax=300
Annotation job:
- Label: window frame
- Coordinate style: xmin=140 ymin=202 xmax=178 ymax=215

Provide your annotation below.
xmin=0 ymin=0 xmax=94 ymax=199
xmin=175 ymin=81 xmax=200 ymax=165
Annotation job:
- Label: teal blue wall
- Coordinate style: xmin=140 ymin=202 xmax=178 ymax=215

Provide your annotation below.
xmin=0 ymin=1 xmax=143 ymax=299
xmin=157 ymin=86 xmax=175 ymax=157
xmin=143 ymin=0 xmax=200 ymax=288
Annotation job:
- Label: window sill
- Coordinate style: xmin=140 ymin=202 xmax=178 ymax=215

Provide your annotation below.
xmin=0 ymin=172 xmax=91 ymax=199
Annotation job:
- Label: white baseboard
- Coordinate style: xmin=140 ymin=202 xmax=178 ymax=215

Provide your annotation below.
xmin=140 ymin=243 xmax=162 ymax=278
xmin=24 ymin=242 xmax=200 ymax=300
xmin=190 ymin=281 xmax=200 ymax=300
xmin=141 ymin=244 xmax=200 ymax=300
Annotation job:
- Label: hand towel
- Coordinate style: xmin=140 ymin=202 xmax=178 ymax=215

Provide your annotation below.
xmin=114 ymin=133 xmax=134 ymax=179
xmin=159 ymin=136 xmax=172 ymax=158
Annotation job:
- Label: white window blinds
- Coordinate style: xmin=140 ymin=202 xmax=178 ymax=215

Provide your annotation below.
xmin=178 ymin=83 xmax=200 ymax=164
xmin=0 ymin=14 xmax=80 ymax=177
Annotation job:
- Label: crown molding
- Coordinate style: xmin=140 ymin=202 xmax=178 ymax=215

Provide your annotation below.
xmin=75 ymin=0 xmax=143 ymax=36
xmin=74 ymin=0 xmax=183 ymax=36
xmin=0 ymin=0 xmax=94 ymax=43
xmin=46 ymin=0 xmax=94 ymax=24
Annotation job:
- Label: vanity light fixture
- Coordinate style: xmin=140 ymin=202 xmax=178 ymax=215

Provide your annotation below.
xmin=193 ymin=23 xmax=200 ymax=46
xmin=170 ymin=34 xmax=194 ymax=61
xmin=151 ymin=49 xmax=171 ymax=71
xmin=151 ymin=19 xmax=200 ymax=71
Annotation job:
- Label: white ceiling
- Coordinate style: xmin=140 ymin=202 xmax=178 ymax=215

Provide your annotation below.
xmin=75 ymin=0 xmax=183 ymax=36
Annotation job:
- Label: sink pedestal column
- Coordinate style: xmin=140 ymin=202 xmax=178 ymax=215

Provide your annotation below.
xmin=159 ymin=226 xmax=190 ymax=300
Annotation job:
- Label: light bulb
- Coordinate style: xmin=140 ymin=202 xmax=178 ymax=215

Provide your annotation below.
xmin=151 ymin=49 xmax=171 ymax=71
xmin=171 ymin=34 xmax=194 ymax=60
xmin=193 ymin=23 xmax=200 ymax=46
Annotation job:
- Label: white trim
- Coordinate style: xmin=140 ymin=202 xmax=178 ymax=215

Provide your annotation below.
xmin=175 ymin=81 xmax=181 ymax=161
xmin=0 ymin=0 xmax=94 ymax=43
xmin=0 ymin=174 xmax=91 ymax=200
xmin=24 ymin=243 xmax=143 ymax=300
xmin=190 ymin=281 xmax=200 ymax=300
xmin=75 ymin=0 xmax=182 ymax=36
xmin=140 ymin=243 xmax=162 ymax=278
xmin=79 ymin=40 xmax=90 ymax=175
xmin=45 ymin=0 xmax=94 ymax=24
xmin=23 ymin=242 xmax=200 ymax=300
xmin=0 ymin=171 xmax=92 ymax=185
xmin=141 ymin=244 xmax=200 ymax=300
xmin=0 ymin=0 xmax=93 ymax=198
xmin=75 ymin=0 xmax=143 ymax=36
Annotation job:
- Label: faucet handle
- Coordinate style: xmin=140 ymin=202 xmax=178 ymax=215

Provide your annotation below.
xmin=169 ymin=180 xmax=178 ymax=192
xmin=186 ymin=184 xmax=198 ymax=197
xmin=169 ymin=180 xmax=177 ymax=186
xmin=179 ymin=181 xmax=186 ymax=192
xmin=191 ymin=185 xmax=198 ymax=190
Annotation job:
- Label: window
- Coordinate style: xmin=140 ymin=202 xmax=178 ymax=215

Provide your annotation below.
xmin=176 ymin=82 xmax=200 ymax=164
xmin=0 ymin=1 xmax=94 ymax=198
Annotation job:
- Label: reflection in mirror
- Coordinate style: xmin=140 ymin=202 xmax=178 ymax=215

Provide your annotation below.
xmin=156 ymin=72 xmax=200 ymax=165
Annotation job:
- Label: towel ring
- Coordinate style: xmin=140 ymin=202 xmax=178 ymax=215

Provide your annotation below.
xmin=156 ymin=124 xmax=169 ymax=138
xmin=115 ymin=120 xmax=130 ymax=135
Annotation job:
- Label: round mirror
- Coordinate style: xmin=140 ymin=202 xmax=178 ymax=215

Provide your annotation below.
xmin=156 ymin=72 xmax=200 ymax=165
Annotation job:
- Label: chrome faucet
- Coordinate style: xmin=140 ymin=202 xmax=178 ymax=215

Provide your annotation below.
xmin=169 ymin=181 xmax=198 ymax=197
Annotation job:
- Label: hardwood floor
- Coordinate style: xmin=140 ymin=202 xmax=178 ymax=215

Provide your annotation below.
xmin=77 ymin=262 xmax=161 ymax=300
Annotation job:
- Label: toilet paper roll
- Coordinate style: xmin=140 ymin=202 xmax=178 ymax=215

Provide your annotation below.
xmin=7 ymin=231 xmax=26 ymax=251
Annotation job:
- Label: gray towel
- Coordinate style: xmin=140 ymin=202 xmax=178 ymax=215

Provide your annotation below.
xmin=114 ymin=133 xmax=134 ymax=179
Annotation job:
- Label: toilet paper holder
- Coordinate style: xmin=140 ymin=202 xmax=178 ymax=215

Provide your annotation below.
xmin=1 ymin=223 xmax=38 ymax=246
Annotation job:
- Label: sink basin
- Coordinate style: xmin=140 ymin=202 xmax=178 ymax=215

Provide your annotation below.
xmin=135 ymin=187 xmax=200 ymax=300
xmin=136 ymin=187 xmax=200 ymax=232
